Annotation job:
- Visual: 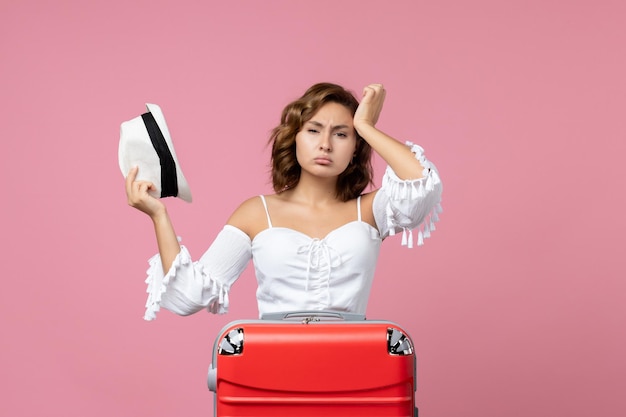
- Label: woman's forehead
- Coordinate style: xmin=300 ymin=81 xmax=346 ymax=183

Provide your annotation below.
xmin=307 ymin=102 xmax=354 ymax=126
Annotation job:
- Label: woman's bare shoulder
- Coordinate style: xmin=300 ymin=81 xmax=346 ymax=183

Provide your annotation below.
xmin=359 ymin=189 xmax=380 ymax=228
xmin=226 ymin=195 xmax=272 ymax=239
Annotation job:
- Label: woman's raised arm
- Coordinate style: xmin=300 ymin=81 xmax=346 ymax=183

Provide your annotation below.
xmin=353 ymin=84 xmax=425 ymax=180
xmin=125 ymin=165 xmax=181 ymax=272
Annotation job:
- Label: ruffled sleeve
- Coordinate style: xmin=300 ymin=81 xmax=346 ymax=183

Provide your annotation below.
xmin=143 ymin=225 xmax=252 ymax=321
xmin=373 ymin=141 xmax=443 ymax=248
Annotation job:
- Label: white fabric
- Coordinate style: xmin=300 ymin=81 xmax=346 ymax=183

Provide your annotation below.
xmin=252 ymin=196 xmax=380 ymax=316
xmin=142 ymin=142 xmax=442 ymax=320
xmin=143 ymin=226 xmax=250 ymax=320
xmin=373 ymin=142 xmax=443 ymax=247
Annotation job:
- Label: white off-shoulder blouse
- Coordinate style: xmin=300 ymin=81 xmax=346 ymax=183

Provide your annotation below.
xmin=143 ymin=142 xmax=443 ymax=320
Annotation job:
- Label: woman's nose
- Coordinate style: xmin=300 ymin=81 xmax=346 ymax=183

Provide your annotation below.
xmin=319 ymin=132 xmax=332 ymax=151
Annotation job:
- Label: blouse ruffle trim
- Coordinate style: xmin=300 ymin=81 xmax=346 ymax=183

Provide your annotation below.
xmin=143 ymin=245 xmax=230 ymax=321
xmin=381 ymin=141 xmax=443 ymax=248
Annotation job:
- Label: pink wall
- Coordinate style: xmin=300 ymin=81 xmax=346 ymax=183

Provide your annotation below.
xmin=2 ymin=0 xmax=625 ymax=415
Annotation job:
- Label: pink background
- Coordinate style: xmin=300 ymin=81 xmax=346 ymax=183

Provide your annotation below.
xmin=2 ymin=0 xmax=625 ymax=416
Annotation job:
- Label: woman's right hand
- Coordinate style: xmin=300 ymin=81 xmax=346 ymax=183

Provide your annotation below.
xmin=125 ymin=166 xmax=166 ymax=219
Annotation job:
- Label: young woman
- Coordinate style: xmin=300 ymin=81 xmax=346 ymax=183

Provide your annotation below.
xmin=125 ymin=82 xmax=442 ymax=320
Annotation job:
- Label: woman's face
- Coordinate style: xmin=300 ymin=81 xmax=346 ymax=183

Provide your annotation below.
xmin=295 ymin=102 xmax=357 ymax=180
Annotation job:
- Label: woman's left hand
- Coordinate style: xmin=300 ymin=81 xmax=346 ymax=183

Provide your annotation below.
xmin=353 ymin=83 xmax=386 ymax=131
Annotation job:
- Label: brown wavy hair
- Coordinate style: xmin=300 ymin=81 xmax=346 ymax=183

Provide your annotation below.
xmin=269 ymin=82 xmax=373 ymax=201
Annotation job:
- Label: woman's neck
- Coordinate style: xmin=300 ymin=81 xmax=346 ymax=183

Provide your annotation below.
xmin=283 ymin=174 xmax=340 ymax=205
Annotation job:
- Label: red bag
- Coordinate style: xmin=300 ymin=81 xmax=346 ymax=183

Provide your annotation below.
xmin=208 ymin=311 xmax=418 ymax=416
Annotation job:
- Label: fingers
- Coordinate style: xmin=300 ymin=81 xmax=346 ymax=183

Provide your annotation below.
xmin=128 ymin=165 xmax=139 ymax=179
xmin=125 ymin=166 xmax=143 ymax=203
xmin=125 ymin=165 xmax=139 ymax=191
xmin=125 ymin=165 xmax=154 ymax=202
xmin=366 ymin=83 xmax=384 ymax=91
xmin=123 ymin=166 xmax=165 ymax=217
xmin=356 ymin=83 xmax=386 ymax=126
xmin=361 ymin=84 xmax=386 ymax=111
xmin=362 ymin=83 xmax=385 ymax=99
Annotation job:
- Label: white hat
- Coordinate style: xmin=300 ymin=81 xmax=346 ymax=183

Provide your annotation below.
xmin=119 ymin=103 xmax=192 ymax=202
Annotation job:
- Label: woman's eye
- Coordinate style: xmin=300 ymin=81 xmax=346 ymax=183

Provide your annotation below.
xmin=336 ymin=132 xmax=347 ymax=138
xmin=308 ymin=129 xmax=318 ymax=133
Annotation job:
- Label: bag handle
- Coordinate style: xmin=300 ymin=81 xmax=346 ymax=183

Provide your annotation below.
xmin=260 ymin=310 xmax=366 ymax=322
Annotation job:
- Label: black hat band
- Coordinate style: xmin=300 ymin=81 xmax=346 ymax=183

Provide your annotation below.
xmin=141 ymin=112 xmax=178 ymax=198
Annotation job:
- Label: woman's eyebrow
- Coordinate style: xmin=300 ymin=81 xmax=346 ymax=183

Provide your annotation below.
xmin=306 ymin=120 xmax=351 ymax=130
xmin=306 ymin=120 xmax=324 ymax=127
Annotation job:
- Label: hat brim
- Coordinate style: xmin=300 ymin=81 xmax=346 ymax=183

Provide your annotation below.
xmin=119 ymin=103 xmax=192 ymax=203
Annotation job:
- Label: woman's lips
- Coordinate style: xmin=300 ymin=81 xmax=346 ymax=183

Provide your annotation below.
xmin=314 ymin=157 xmax=332 ymax=165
